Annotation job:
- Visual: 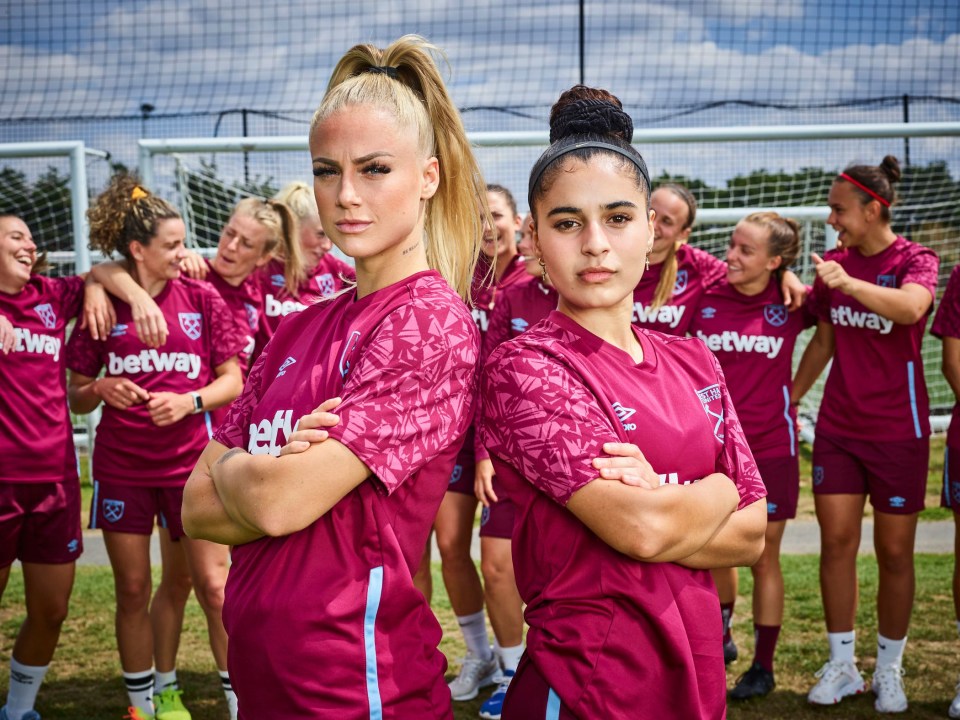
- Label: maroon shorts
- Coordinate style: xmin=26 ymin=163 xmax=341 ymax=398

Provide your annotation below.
xmin=90 ymin=480 xmax=185 ymax=540
xmin=447 ymin=460 xmax=476 ymax=496
xmin=502 ymin=654 xmax=577 ymax=720
xmin=942 ymin=444 xmax=960 ymax=512
xmin=811 ymin=432 xmax=928 ymax=514
xmin=479 ymin=476 xmax=516 ymax=539
xmin=757 ymin=455 xmax=800 ymax=522
xmin=0 ymin=481 xmax=83 ymax=566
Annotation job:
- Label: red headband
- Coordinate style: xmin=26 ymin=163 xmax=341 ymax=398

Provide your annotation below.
xmin=838 ymin=172 xmax=891 ymax=207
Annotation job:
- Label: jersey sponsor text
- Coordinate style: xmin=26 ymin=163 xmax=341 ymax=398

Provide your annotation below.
xmin=265 ymin=293 xmax=307 ymax=318
xmin=107 ymin=350 xmax=202 ymax=379
xmin=13 ymin=328 xmax=62 ymax=361
xmin=633 ymin=302 xmax=684 ymax=329
xmin=248 ymin=409 xmax=299 ymax=456
xmin=695 ymin=330 xmax=785 ymax=359
xmin=830 ymin=305 xmax=894 ymax=334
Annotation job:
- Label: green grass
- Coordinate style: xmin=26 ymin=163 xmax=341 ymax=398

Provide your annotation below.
xmin=2 ymin=556 xmax=959 ymax=719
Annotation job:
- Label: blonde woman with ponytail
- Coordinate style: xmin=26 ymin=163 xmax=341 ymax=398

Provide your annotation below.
xmin=183 ymin=36 xmax=485 ymax=717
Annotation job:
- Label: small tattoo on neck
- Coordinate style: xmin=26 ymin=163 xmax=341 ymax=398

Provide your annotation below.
xmin=402 ymin=241 xmax=420 ymax=256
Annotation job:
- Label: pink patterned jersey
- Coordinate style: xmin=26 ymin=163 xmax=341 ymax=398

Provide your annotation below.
xmin=253 ymin=254 xmax=356 ymax=357
xmin=689 ymin=277 xmax=816 ymax=459
xmin=0 ymin=274 xmax=84 ymax=483
xmin=213 ymin=270 xmax=478 ymax=719
xmin=479 ymin=311 xmax=764 ymax=719
xmin=204 ymin=259 xmax=262 ymax=375
xmin=932 ymin=263 xmax=960 ymax=448
xmin=460 ymin=255 xmax=534 ymax=468
xmin=475 ymin=280 xmax=557 ymax=459
xmin=632 ymin=243 xmax=727 ymax=335
xmin=66 ymin=278 xmax=245 ymax=487
xmin=811 ymin=237 xmax=939 ymax=441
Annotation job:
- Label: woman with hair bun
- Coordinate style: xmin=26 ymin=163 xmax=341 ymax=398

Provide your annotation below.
xmin=252 ymin=181 xmax=355 ymax=359
xmin=479 ymin=86 xmax=766 ymax=719
xmin=182 ymin=35 xmax=485 ymax=718
xmin=689 ymin=212 xmax=816 ymax=700
xmin=792 ymin=156 xmax=939 ymax=713
xmin=67 ymin=174 xmax=246 ymax=720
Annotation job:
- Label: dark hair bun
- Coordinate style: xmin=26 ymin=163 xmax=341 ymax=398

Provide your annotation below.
xmin=549 ymin=85 xmax=633 ymax=143
xmin=880 ymin=155 xmax=902 ymax=184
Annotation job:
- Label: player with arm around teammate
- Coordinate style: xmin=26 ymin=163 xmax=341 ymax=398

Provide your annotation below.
xmin=67 ymin=175 xmax=245 ymax=720
xmin=478 ymin=87 xmax=766 ymax=720
xmin=0 ymin=214 xmax=115 ymax=720
xmin=181 ymin=35 xmax=486 ymax=719
xmin=688 ymin=212 xmax=816 ymax=699
xmin=792 ymin=156 xmax=938 ymax=713
xmin=931 ymin=263 xmax=960 ymax=719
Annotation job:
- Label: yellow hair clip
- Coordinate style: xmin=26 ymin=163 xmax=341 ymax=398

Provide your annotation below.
xmin=131 ymin=186 xmax=148 ymax=200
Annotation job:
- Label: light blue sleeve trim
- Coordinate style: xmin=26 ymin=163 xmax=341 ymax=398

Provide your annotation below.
xmin=90 ymin=479 xmax=100 ymax=528
xmin=546 ymin=687 xmax=561 ymax=720
xmin=364 ymin=566 xmax=385 ymax=720
xmin=907 ymin=361 xmax=922 ymax=438
xmin=204 ymin=410 xmax=213 ymax=440
xmin=782 ymin=385 xmax=796 ymax=457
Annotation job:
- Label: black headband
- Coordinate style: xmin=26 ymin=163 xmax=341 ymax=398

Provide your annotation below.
xmin=528 ymin=140 xmax=651 ymax=210
xmin=365 ymin=65 xmax=399 ymax=80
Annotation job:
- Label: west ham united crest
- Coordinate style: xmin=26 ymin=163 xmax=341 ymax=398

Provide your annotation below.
xmin=178 ymin=312 xmax=202 ymax=340
xmin=763 ymin=304 xmax=788 ymax=327
xmin=102 ymin=498 xmax=125 ymax=523
xmin=244 ymin=303 xmax=259 ymax=330
xmin=317 ymin=273 xmax=336 ymax=297
xmin=33 ymin=303 xmax=56 ymax=329
xmin=673 ymin=269 xmax=688 ymax=295
xmin=696 ymin=383 xmax=724 ymax=442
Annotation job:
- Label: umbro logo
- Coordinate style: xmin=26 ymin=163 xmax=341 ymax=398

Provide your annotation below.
xmin=889 ymin=496 xmax=906 ymax=508
xmin=276 ymin=356 xmax=296 ymax=377
xmin=612 ymin=401 xmax=637 ymax=431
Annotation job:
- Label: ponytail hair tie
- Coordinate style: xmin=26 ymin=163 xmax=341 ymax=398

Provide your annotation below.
xmin=366 ymin=65 xmax=399 ymax=80
xmin=131 ymin=186 xmax=149 ymax=200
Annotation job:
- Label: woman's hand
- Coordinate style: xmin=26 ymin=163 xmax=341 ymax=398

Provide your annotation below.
xmin=279 ymin=397 xmax=343 ymax=456
xmin=780 ymin=270 xmax=808 ymax=311
xmin=81 ymin=281 xmax=117 ymax=341
xmin=474 ymin=458 xmax=497 ymax=507
xmin=95 ymin=377 xmax=150 ymax=410
xmin=180 ymin=250 xmax=209 ymax=280
xmin=0 ymin=314 xmax=16 ymax=354
xmin=811 ymin=252 xmax=856 ymax=295
xmin=129 ymin=294 xmax=168 ymax=348
xmin=592 ymin=442 xmax=660 ymax=489
xmin=147 ymin=391 xmax=194 ymax=427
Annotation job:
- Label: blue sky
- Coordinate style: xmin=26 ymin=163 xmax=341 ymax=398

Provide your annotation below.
xmin=0 ymin=1 xmax=957 ymax=189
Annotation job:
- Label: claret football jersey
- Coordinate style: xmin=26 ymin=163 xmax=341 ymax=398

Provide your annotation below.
xmin=66 ymin=277 xmax=245 ymax=486
xmin=689 ymin=277 xmax=816 ymax=459
xmin=214 ymin=270 xmax=478 ymax=718
xmin=0 ymin=274 xmax=84 ymax=483
xmin=811 ymin=237 xmax=938 ymax=441
xmin=932 ymin=263 xmax=960 ymax=449
xmin=480 ymin=311 xmax=765 ymax=719
xmin=632 ymin=244 xmax=726 ymax=336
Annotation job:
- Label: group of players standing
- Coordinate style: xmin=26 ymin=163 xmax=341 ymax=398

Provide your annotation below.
xmin=1 ymin=33 xmax=959 ymax=720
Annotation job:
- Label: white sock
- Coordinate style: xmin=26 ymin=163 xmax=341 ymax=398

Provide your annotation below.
xmin=828 ymin=631 xmax=856 ymax=663
xmin=494 ymin=640 xmax=524 ymax=673
xmin=876 ymin=634 xmax=906 ymax=669
xmin=457 ymin=611 xmax=493 ymax=661
xmin=220 ymin=670 xmax=238 ymax=720
xmin=154 ymin=668 xmax=178 ymax=692
xmin=123 ymin=669 xmax=155 ymax=714
xmin=5 ymin=658 xmax=49 ymax=720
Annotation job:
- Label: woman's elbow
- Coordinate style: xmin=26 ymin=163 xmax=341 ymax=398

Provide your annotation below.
xmin=736 ymin=502 xmax=768 ymax=566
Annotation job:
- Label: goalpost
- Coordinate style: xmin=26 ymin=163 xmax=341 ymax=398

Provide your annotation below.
xmin=138 ymin=121 xmax=960 ymax=437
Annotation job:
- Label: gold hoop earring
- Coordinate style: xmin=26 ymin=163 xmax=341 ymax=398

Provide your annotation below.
xmin=538 ymin=257 xmax=548 ymax=284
